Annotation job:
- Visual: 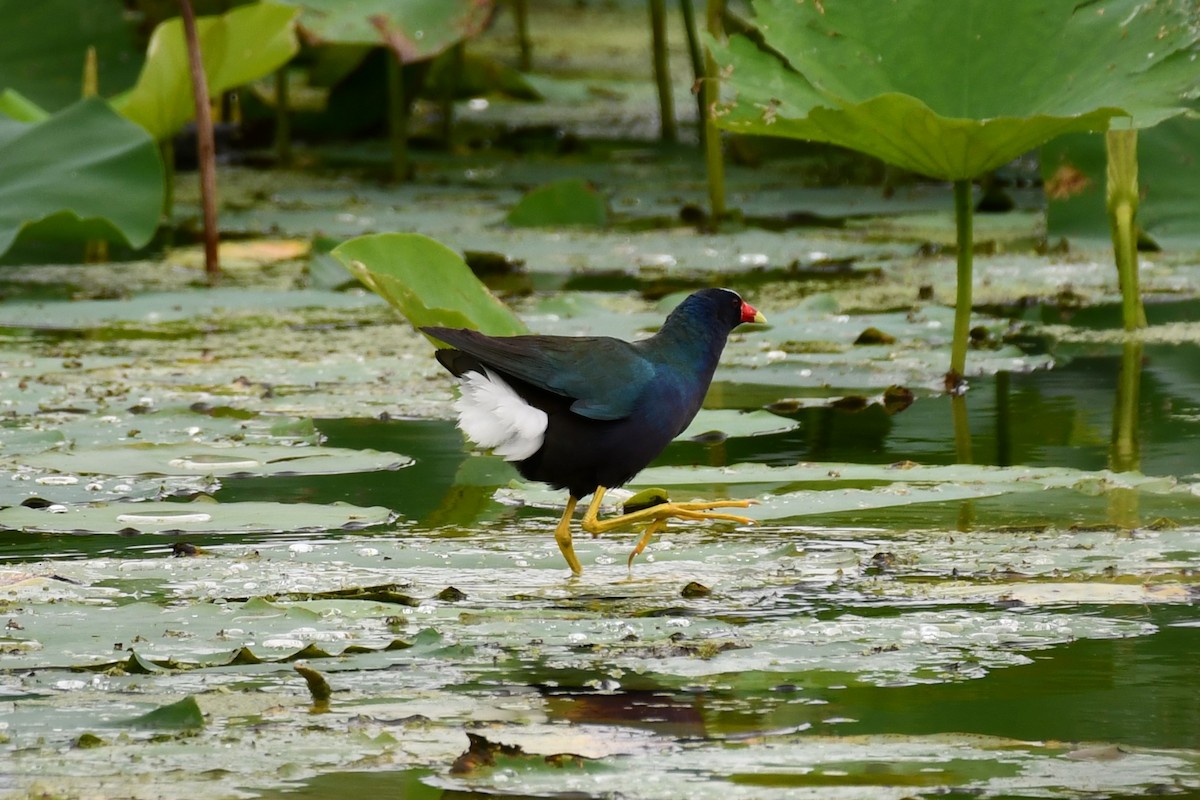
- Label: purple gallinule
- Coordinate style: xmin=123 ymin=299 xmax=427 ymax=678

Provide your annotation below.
xmin=425 ymin=288 xmax=765 ymax=574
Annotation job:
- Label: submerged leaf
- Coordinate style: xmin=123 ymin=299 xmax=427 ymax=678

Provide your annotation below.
xmin=116 ymin=696 xmax=205 ymax=731
xmin=505 ymin=178 xmax=609 ymax=228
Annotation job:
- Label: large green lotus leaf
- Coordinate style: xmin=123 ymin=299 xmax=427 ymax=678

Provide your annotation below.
xmin=0 ymin=499 xmax=392 ymax=534
xmin=0 ymin=0 xmax=142 ymax=111
xmin=112 ymin=3 xmax=299 ymax=140
xmin=333 ymin=232 xmax=527 ymax=336
xmin=714 ymin=0 xmax=1200 ymax=180
xmin=0 ymin=98 xmax=163 ymax=256
xmin=1044 ymin=115 xmax=1200 ymax=249
xmin=16 ymin=443 xmax=411 ymax=478
xmin=281 ymin=0 xmax=495 ymax=60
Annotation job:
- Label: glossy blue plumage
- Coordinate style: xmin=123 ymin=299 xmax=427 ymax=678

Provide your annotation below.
xmin=425 ymin=288 xmax=759 ymax=499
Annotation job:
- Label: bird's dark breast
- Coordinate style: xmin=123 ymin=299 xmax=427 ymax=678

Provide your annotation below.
xmin=510 ymin=368 xmax=701 ymax=500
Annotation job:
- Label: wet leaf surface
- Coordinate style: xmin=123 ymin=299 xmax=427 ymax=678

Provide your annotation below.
xmin=1 ymin=3 xmax=1199 ymax=797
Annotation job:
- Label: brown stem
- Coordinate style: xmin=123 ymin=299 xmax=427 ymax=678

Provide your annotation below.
xmin=179 ymin=0 xmax=220 ymax=283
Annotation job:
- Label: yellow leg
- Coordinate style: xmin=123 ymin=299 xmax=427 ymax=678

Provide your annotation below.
xmin=581 ymin=486 xmax=755 ymax=536
xmin=554 ymin=495 xmax=582 ymax=575
xmin=628 ymin=518 xmax=667 ymax=569
xmin=579 ymin=486 xmax=756 ymax=570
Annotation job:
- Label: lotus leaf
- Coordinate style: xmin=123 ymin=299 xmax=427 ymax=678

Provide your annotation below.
xmin=713 ymin=0 xmax=1200 ymax=180
xmin=333 ymin=232 xmax=527 ymax=336
xmin=0 ymin=0 xmax=141 ymax=111
xmin=0 ymin=98 xmax=163 ymax=257
xmin=0 ymin=499 xmax=393 ymax=534
xmin=16 ymin=443 xmax=412 ymax=478
xmin=282 ymin=0 xmax=495 ymax=61
xmin=112 ymin=2 xmax=300 ymax=140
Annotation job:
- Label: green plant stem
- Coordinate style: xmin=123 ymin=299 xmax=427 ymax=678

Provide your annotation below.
xmin=439 ymin=43 xmax=464 ymax=149
xmin=649 ymin=0 xmax=676 ymax=143
xmin=179 ymin=0 xmax=220 ymax=283
xmin=1106 ymin=128 xmax=1146 ymax=331
xmin=82 ymin=46 xmax=107 ymax=263
xmin=386 ymin=54 xmax=408 ymax=182
xmin=160 ymin=138 xmax=175 ymax=219
xmin=678 ymin=0 xmax=705 ymax=147
xmin=702 ymin=0 xmax=727 ymax=220
xmin=948 ymin=178 xmax=974 ymax=387
xmin=512 ymin=0 xmax=531 ymax=71
xmin=274 ymin=68 xmax=291 ymax=166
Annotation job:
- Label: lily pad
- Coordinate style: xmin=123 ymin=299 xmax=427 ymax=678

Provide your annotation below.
xmin=504 ymin=178 xmax=609 ymax=228
xmin=16 ymin=443 xmax=412 ymax=478
xmin=679 ymin=409 xmax=797 ymax=441
xmin=0 ymin=499 xmax=393 ymax=534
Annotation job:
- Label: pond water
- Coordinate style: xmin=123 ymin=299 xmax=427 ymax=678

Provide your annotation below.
xmin=2 ymin=267 xmax=1196 ymax=799
xmin=2 ymin=81 xmax=1200 ymax=796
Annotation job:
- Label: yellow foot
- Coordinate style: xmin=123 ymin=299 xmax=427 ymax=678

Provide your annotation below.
xmin=554 ymin=496 xmax=583 ymax=576
xmin=576 ymin=487 xmax=757 ymax=569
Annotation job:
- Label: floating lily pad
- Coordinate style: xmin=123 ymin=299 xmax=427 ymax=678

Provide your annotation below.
xmin=0 ymin=288 xmax=383 ymax=331
xmin=678 ymin=409 xmax=797 ymax=441
xmin=504 ymin=178 xmax=609 ymax=228
xmin=16 ymin=443 xmax=412 ymax=478
xmin=0 ymin=499 xmax=393 ymax=535
xmin=0 ymin=468 xmax=215 ymax=508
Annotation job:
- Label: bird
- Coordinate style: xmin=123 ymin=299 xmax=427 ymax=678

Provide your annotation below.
xmin=423 ymin=287 xmax=765 ymax=574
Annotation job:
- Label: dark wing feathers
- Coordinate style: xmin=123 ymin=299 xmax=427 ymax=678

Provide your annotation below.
xmin=423 ymin=326 xmax=654 ymax=421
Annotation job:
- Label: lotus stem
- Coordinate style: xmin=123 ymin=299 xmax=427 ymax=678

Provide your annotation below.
xmin=82 ymin=47 xmax=107 ymax=263
xmin=386 ymin=54 xmax=408 ymax=182
xmin=702 ymin=0 xmax=727 ymax=221
xmin=948 ymin=178 xmax=974 ymax=389
xmin=512 ymin=0 xmax=532 ymax=71
xmin=179 ymin=0 xmax=220 ymax=283
xmin=274 ymin=67 xmax=291 ymax=166
xmin=439 ymin=43 xmax=465 ymax=149
xmin=649 ymin=0 xmax=677 ymax=143
xmin=678 ymin=0 xmax=705 ymax=147
xmin=1106 ymin=128 xmax=1146 ymax=331
xmin=160 ymin=138 xmax=175 ymax=219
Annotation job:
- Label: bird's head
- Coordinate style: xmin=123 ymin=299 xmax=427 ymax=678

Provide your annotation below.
xmin=672 ymin=288 xmax=766 ymax=332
